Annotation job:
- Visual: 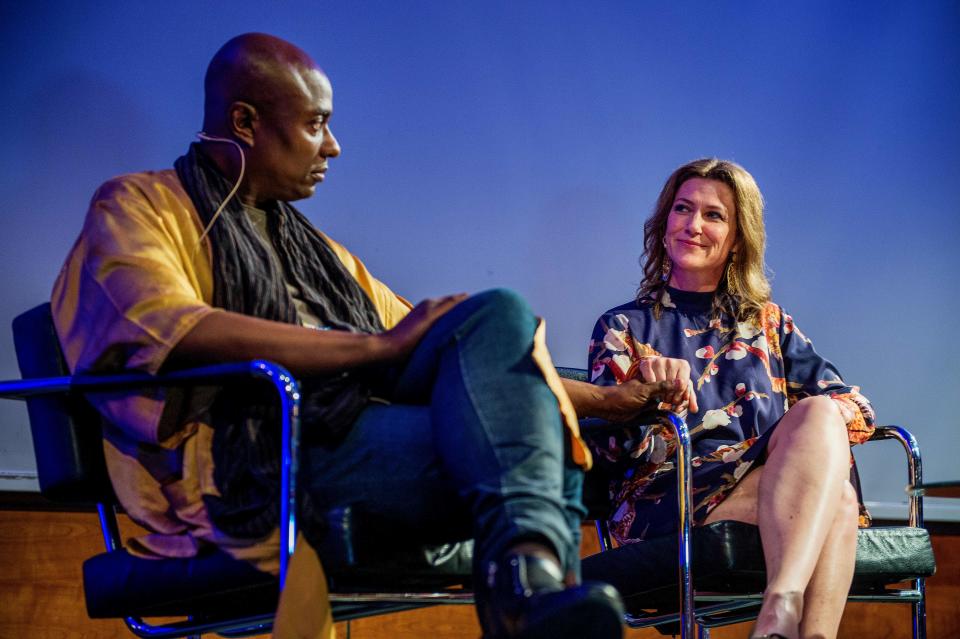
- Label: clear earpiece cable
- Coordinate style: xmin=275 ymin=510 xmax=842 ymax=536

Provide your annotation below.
xmin=193 ymin=132 xmax=246 ymax=256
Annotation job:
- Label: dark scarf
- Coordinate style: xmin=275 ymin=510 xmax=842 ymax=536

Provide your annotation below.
xmin=174 ymin=143 xmax=384 ymax=537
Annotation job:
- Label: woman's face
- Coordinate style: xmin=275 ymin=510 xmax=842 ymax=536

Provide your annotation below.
xmin=664 ymin=177 xmax=738 ymax=292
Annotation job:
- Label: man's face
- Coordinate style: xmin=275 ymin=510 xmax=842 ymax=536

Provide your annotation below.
xmin=248 ymin=67 xmax=340 ymax=204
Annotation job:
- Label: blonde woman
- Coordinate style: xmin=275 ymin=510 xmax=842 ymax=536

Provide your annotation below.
xmin=586 ymin=159 xmax=874 ymax=639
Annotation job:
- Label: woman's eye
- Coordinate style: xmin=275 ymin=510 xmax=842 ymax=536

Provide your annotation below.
xmin=706 ymin=210 xmax=724 ymax=220
xmin=673 ymin=203 xmax=689 ymax=213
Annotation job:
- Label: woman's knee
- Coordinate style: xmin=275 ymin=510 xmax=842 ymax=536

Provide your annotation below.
xmin=778 ymin=396 xmax=847 ymax=447
xmin=793 ymin=395 xmax=843 ymax=422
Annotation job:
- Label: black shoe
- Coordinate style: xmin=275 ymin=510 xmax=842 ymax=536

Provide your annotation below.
xmin=477 ymin=553 xmax=624 ymax=639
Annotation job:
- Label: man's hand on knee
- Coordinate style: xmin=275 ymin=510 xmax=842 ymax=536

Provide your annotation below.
xmin=379 ymin=293 xmax=468 ymax=360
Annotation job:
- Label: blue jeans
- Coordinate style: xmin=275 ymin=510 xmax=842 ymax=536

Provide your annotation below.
xmin=301 ymin=289 xmax=585 ymax=575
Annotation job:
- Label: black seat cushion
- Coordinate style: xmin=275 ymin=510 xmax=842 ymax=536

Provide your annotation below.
xmin=83 ymin=547 xmax=279 ymax=618
xmin=582 ymin=520 xmax=936 ymax=610
xmin=325 ymin=540 xmax=474 ymax=591
xmin=315 ymin=506 xmax=474 ymax=591
xmin=83 ymin=505 xmax=474 ymax=619
xmin=84 ymin=543 xmax=474 ymax=619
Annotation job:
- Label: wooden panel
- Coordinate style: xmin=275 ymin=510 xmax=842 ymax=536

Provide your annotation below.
xmin=1 ymin=510 xmax=957 ymax=638
xmin=0 ymin=509 xmax=143 ymax=639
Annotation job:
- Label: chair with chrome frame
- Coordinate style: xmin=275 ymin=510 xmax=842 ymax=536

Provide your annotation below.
xmin=2 ymin=302 xmax=477 ymax=638
xmin=556 ymin=365 xmax=937 ymax=639
xmin=4 ymin=306 xmax=934 ymax=639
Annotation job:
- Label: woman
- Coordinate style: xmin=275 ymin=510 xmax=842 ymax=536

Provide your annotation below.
xmin=587 ymin=158 xmax=875 ymax=639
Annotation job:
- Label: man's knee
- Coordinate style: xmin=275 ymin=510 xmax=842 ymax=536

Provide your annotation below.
xmin=473 ymin=288 xmax=530 ymax=314
xmin=466 ymin=288 xmax=535 ymax=330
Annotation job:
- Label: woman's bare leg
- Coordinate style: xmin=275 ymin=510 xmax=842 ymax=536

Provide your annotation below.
xmin=797 ymin=480 xmax=858 ymax=638
xmin=703 ymin=395 xmax=855 ymax=638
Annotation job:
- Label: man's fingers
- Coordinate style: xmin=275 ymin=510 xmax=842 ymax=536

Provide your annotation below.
xmin=668 ymin=376 xmax=686 ymax=406
xmin=436 ymin=293 xmax=467 ymax=315
xmin=654 ymin=379 xmax=675 ymax=401
xmin=647 ymin=378 xmax=698 ymax=414
xmin=636 ymin=357 xmax=698 ymax=414
xmin=438 ymin=293 xmax=467 ymax=308
xmin=419 ymin=293 xmax=468 ymax=319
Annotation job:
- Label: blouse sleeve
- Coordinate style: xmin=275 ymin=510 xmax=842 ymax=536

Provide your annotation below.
xmin=774 ymin=305 xmax=876 ymax=444
xmin=588 ymin=311 xmax=636 ymax=386
xmin=587 ymin=309 xmax=662 ymax=387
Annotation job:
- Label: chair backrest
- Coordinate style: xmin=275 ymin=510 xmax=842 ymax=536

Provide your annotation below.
xmin=11 ymin=303 xmax=115 ymax=504
xmin=555 ymin=366 xmax=589 ymax=383
xmin=553 ymin=366 xmax=615 ymax=519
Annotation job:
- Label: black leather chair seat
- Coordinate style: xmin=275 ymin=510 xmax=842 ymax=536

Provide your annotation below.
xmin=84 ymin=548 xmax=278 ymax=618
xmin=581 ymin=520 xmax=936 ymax=611
xmin=325 ymin=541 xmax=474 ymax=591
xmin=83 ymin=505 xmax=474 ymax=619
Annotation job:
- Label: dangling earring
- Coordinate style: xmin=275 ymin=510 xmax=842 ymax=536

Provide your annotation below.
xmin=661 ymin=253 xmax=672 ymax=283
xmin=726 ymin=255 xmax=739 ymax=295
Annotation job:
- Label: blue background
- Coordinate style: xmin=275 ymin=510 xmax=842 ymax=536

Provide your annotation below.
xmin=0 ymin=1 xmax=957 ymax=519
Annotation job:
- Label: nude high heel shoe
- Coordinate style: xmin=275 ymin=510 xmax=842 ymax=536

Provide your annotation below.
xmin=750 ymin=590 xmax=802 ymax=639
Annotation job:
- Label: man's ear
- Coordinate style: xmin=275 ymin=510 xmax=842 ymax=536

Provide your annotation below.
xmin=228 ymin=101 xmax=258 ymax=146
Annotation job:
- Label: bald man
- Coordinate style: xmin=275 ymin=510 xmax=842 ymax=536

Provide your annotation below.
xmin=53 ymin=33 xmax=674 ymax=639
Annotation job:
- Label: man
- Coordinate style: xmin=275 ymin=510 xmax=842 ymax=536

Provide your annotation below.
xmin=52 ymin=33 xmax=678 ymax=639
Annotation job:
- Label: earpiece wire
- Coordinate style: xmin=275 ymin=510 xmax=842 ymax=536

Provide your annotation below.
xmin=192 ymin=132 xmax=246 ymax=257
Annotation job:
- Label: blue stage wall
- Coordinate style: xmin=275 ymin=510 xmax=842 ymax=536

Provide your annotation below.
xmin=0 ymin=2 xmax=957 ymax=519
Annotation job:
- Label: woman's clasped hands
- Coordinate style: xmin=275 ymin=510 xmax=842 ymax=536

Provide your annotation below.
xmin=637 ymin=356 xmax=699 ymax=414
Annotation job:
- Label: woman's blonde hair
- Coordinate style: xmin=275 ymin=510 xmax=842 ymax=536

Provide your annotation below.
xmin=639 ymin=158 xmax=771 ymax=324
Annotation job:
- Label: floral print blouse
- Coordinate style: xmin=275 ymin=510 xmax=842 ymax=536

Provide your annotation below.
xmin=588 ymin=287 xmax=875 ymax=544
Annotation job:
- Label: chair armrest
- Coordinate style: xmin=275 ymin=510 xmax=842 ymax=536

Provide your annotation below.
xmin=555 ymin=366 xmax=589 ymax=383
xmin=578 ymin=409 xmax=696 ymax=637
xmin=0 ymin=360 xmax=292 ymax=398
xmin=868 ymin=425 xmax=923 ymax=527
xmin=0 ymin=360 xmax=302 ymax=583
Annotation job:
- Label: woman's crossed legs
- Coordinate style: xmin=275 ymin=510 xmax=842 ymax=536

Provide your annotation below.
xmin=703 ymin=395 xmax=859 ymax=639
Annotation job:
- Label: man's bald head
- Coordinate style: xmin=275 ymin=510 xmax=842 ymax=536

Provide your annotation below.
xmin=202 ymin=33 xmax=324 ymax=135
xmin=199 ymin=33 xmax=340 ymax=205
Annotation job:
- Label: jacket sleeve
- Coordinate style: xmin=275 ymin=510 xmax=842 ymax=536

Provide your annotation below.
xmin=51 ymin=173 xmax=218 ymax=445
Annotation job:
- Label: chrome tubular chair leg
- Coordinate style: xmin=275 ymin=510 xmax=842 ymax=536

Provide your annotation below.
xmin=96 ymin=502 xmax=122 ymax=551
xmin=250 ymin=360 xmax=302 ymax=585
xmin=913 ymin=579 xmax=926 ymax=639
xmin=875 ymin=425 xmax=926 ymax=639
xmin=122 ymin=614 xmax=275 ymax=639
xmin=595 ymin=518 xmax=613 ymax=553
xmin=667 ymin=412 xmax=695 ymax=639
